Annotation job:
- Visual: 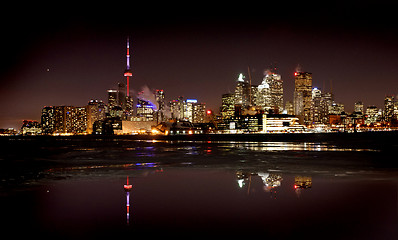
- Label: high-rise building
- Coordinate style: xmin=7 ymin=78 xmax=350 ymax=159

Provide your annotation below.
xmin=329 ymin=102 xmax=345 ymax=115
xmin=169 ymin=97 xmax=206 ymax=123
xmin=354 ymin=101 xmax=364 ymax=114
xmin=257 ymin=71 xmax=283 ymax=113
xmin=107 ymin=89 xmax=118 ymax=109
xmin=192 ymin=101 xmax=206 ymax=123
xmin=320 ymin=92 xmax=334 ymax=124
xmin=87 ymin=100 xmax=106 ymax=134
xmin=285 ymin=101 xmax=294 ymax=115
xmin=384 ymin=96 xmax=395 ymax=122
xmin=136 ymin=98 xmax=155 ymax=121
xmin=155 ymin=89 xmax=165 ymax=123
xmin=41 ymin=106 xmax=88 ymax=134
xmin=170 ymin=96 xmax=185 ymax=120
xmin=310 ymin=87 xmax=322 ymax=124
xmin=220 ymin=93 xmax=235 ymax=120
xmin=293 ymin=71 xmax=312 ymax=125
xmin=234 ymin=73 xmax=251 ymax=108
xmin=365 ymin=105 xmax=379 ymax=124
xmin=41 ymin=106 xmax=54 ymax=134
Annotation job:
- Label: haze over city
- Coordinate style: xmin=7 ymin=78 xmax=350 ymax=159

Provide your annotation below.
xmin=1 ymin=3 xmax=398 ymax=129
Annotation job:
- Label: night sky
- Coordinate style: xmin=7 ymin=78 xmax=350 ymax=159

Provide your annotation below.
xmin=1 ymin=3 xmax=398 ymax=129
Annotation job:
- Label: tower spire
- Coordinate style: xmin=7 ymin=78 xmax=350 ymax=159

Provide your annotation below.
xmin=124 ymin=37 xmax=132 ymax=97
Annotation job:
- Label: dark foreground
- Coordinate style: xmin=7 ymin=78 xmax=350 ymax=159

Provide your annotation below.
xmin=0 ymin=132 xmax=397 ymax=239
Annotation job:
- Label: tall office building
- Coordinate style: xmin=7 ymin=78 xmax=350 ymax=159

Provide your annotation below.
xmin=87 ymin=100 xmax=106 ymax=134
xmin=365 ymin=105 xmax=379 ymax=124
xmin=354 ymin=101 xmax=364 ymax=114
xmin=293 ymin=71 xmax=312 ymax=125
xmin=136 ymin=98 xmax=155 ymax=121
xmin=220 ymin=93 xmax=235 ymax=120
xmin=257 ymin=71 xmax=283 ymax=113
xmin=384 ymin=96 xmax=395 ymax=122
xmin=170 ymin=96 xmax=185 ymax=120
xmin=155 ymin=89 xmax=165 ymax=123
xmin=320 ymin=92 xmax=334 ymax=124
xmin=41 ymin=106 xmax=54 ymax=134
xmin=234 ymin=73 xmax=251 ymax=108
xmin=170 ymin=97 xmax=206 ymax=123
xmin=310 ymin=88 xmax=322 ymax=124
xmin=192 ymin=102 xmax=206 ymax=123
xmin=107 ymin=89 xmax=118 ymax=109
xmin=285 ymin=101 xmax=294 ymax=115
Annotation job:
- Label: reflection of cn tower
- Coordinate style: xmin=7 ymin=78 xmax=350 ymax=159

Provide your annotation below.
xmin=124 ymin=176 xmax=133 ymax=224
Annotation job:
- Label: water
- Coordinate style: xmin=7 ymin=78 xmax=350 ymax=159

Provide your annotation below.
xmin=0 ymin=134 xmax=397 ymax=239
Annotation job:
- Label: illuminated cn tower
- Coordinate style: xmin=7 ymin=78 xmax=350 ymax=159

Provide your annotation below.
xmin=124 ymin=176 xmax=133 ymax=224
xmin=124 ymin=37 xmax=132 ymax=96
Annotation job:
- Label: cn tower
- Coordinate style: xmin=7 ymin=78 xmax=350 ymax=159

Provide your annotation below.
xmin=124 ymin=37 xmax=132 ymax=96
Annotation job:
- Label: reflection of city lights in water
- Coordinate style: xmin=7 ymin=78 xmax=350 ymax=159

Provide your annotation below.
xmin=124 ymin=176 xmax=133 ymax=225
xmin=236 ymin=171 xmax=283 ymax=197
xmin=223 ymin=142 xmax=377 ymax=152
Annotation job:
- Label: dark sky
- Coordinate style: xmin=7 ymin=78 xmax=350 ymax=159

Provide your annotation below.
xmin=1 ymin=3 xmax=398 ymax=129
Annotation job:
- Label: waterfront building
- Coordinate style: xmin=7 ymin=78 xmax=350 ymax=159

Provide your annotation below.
xmin=293 ymin=72 xmax=312 ymax=125
xmin=263 ymin=114 xmax=306 ymax=133
xmin=21 ymin=120 xmax=42 ymax=135
xmin=41 ymin=106 xmax=54 ymax=134
xmin=320 ymin=92 xmax=333 ymax=124
xmin=220 ymin=113 xmax=305 ymax=133
xmin=42 ymin=105 xmax=88 ymax=134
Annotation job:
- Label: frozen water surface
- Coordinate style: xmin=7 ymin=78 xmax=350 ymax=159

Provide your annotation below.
xmin=0 ymin=134 xmax=397 ymax=239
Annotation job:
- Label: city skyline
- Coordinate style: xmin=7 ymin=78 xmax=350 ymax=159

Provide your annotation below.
xmin=1 ymin=4 xmax=398 ymax=129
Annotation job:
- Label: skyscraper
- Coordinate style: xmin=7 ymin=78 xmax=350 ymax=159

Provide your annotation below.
xmin=294 ymin=71 xmax=312 ymax=125
xmin=354 ymin=101 xmax=364 ymax=114
xmin=220 ymin=93 xmax=235 ymax=120
xmin=234 ymin=73 xmax=251 ymax=108
xmin=155 ymin=89 xmax=165 ymax=123
xmin=384 ymin=96 xmax=395 ymax=122
xmin=310 ymin=87 xmax=322 ymax=124
xmin=257 ymin=71 xmax=283 ymax=113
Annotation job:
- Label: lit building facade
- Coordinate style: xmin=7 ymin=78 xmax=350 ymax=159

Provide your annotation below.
xmin=234 ymin=73 xmax=251 ymax=108
xmin=220 ymin=93 xmax=235 ymax=120
xmin=41 ymin=105 xmax=88 ymax=134
xmin=155 ymin=89 xmax=165 ymax=123
xmin=136 ymin=98 xmax=155 ymax=121
xmin=87 ymin=100 xmax=106 ymax=134
xmin=293 ymin=72 xmax=312 ymax=125
xmin=365 ymin=105 xmax=379 ymax=124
